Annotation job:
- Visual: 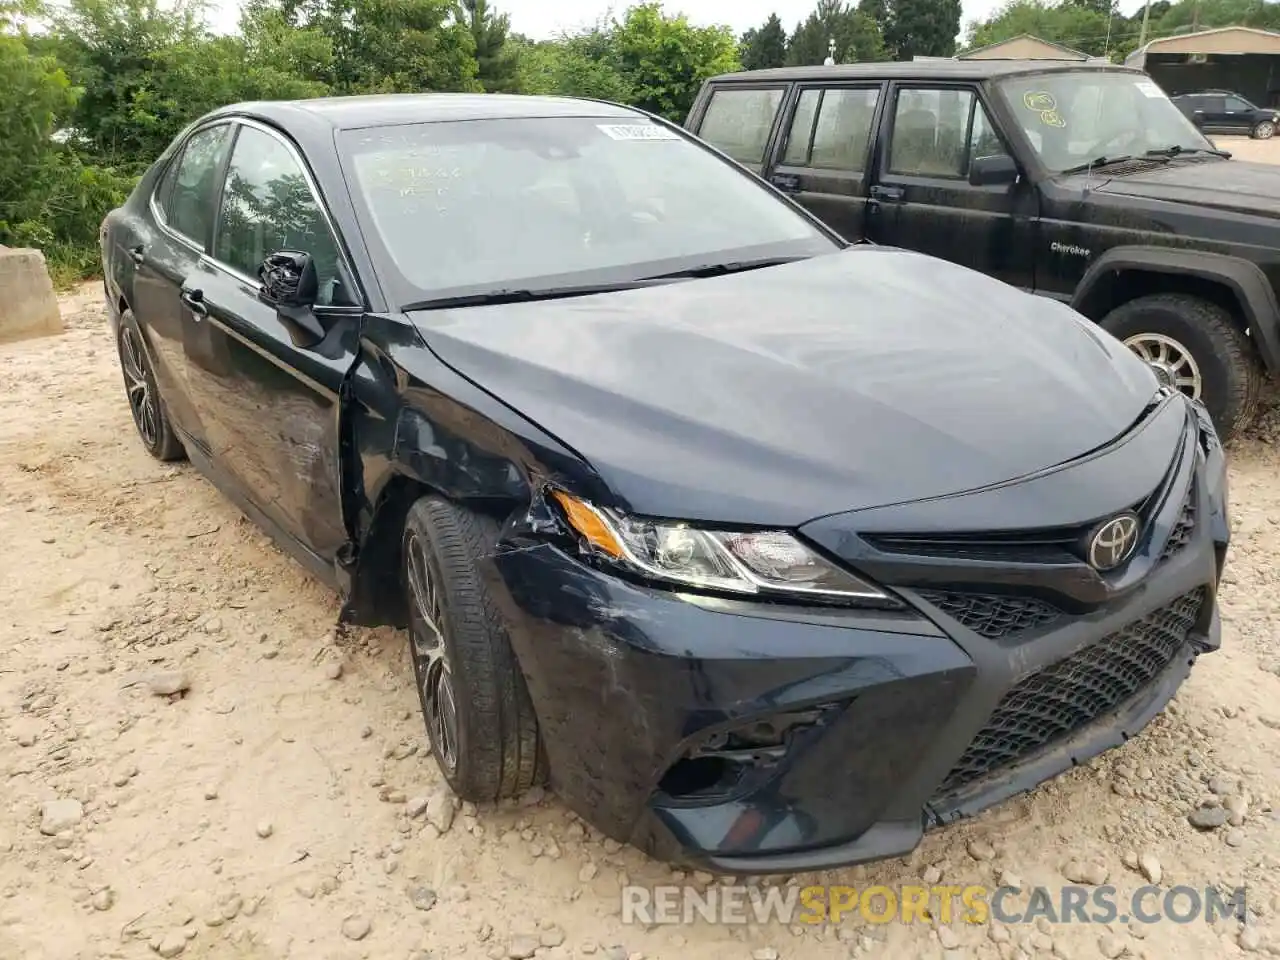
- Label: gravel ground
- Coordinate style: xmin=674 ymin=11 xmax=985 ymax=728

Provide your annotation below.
xmin=3 ymin=268 xmax=1280 ymax=960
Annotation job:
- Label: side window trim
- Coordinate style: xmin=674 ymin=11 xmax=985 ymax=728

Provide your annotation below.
xmin=150 ymin=121 xmax=235 ymax=253
xmin=208 ymin=117 xmax=367 ymax=309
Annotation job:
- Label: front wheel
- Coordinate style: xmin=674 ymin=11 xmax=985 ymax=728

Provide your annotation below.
xmin=115 ymin=308 xmax=185 ymax=461
xmin=1100 ymin=293 xmax=1262 ymax=443
xmin=401 ymin=496 xmax=546 ymax=801
xmin=1252 ymin=120 xmax=1276 ymax=139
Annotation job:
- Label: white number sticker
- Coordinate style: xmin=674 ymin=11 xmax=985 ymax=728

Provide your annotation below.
xmin=597 ymin=123 xmax=681 ymax=141
xmin=1135 ymin=79 xmax=1164 ymax=98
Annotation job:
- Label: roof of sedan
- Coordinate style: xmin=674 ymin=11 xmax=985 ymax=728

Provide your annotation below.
xmin=707 ymin=60 xmax=1140 ymax=84
xmin=212 ymin=93 xmax=640 ymax=129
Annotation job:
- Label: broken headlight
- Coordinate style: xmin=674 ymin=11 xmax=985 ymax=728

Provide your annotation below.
xmin=551 ymin=490 xmax=894 ymax=604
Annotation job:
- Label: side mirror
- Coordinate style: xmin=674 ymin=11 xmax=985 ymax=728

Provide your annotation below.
xmin=258 ymin=251 xmax=318 ymax=308
xmin=258 ymin=250 xmax=325 ymax=346
xmin=969 ymin=153 xmax=1020 ymax=187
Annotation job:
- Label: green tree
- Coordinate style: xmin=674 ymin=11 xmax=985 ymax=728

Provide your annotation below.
xmin=609 ymin=2 xmax=740 ymax=120
xmin=513 ymin=35 xmax=633 ymax=101
xmin=885 ymin=0 xmax=963 ymax=58
xmin=45 ymin=0 xmax=208 ymax=163
xmin=963 ymin=0 xmax=1113 ymax=57
xmin=266 ymin=0 xmax=478 ymax=93
xmin=462 ymin=0 xmax=518 ymax=92
xmin=787 ymin=0 xmax=887 ymax=64
xmin=741 ymin=12 xmax=788 ymax=70
xmin=0 ymin=4 xmax=133 ymax=276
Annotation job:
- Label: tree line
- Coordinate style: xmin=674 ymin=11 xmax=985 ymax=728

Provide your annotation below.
xmin=3 ymin=0 xmax=1275 ymax=281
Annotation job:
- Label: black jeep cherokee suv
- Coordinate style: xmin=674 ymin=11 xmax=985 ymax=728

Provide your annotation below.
xmin=686 ymin=60 xmax=1280 ymax=441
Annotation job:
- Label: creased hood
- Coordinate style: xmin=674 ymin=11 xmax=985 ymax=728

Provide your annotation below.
xmin=410 ymin=247 xmax=1159 ymax=527
xmin=1087 ymin=157 xmax=1280 ymax=216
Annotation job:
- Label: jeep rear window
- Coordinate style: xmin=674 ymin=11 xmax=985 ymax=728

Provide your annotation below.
xmin=696 ymin=87 xmax=785 ymax=168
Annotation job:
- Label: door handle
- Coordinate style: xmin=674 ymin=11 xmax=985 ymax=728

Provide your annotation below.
xmin=869 ymin=185 xmax=905 ymax=202
xmin=770 ymin=173 xmax=801 ymax=193
xmin=180 ymin=288 xmax=207 ymax=318
xmin=130 ymin=244 xmax=145 ymax=265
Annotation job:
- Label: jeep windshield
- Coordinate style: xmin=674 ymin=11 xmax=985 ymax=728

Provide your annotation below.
xmin=997 ymin=71 xmax=1220 ymax=175
xmin=337 ymin=116 xmax=840 ymax=309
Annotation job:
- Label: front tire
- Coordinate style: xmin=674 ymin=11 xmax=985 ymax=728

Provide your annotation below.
xmin=116 ymin=308 xmax=185 ymax=461
xmin=401 ymin=496 xmax=546 ymax=801
xmin=1252 ymin=120 xmax=1276 ymax=139
xmin=1100 ymin=293 xmax=1262 ymax=442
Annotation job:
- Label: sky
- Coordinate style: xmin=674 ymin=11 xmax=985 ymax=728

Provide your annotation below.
xmin=206 ymin=0 xmax=1152 ymax=45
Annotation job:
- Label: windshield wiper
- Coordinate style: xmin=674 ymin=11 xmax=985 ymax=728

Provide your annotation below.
xmin=401 ymin=279 xmax=671 ymax=312
xmin=1060 ymin=155 xmax=1137 ymax=176
xmin=1144 ymin=145 xmax=1232 ymax=159
xmin=640 ymin=255 xmax=809 ymax=281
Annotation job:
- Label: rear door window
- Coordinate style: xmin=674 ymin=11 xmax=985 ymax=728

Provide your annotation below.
xmin=696 ymin=86 xmax=786 ymax=169
xmin=161 ymin=124 xmax=234 ymax=247
xmin=783 ymin=87 xmax=881 ymax=172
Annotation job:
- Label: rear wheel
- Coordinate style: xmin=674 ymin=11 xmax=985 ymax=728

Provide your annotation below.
xmin=1100 ymin=293 xmax=1262 ymax=442
xmin=1252 ymin=120 xmax=1275 ymax=139
xmin=116 ymin=308 xmax=184 ymax=461
xmin=401 ymin=496 xmax=546 ymax=801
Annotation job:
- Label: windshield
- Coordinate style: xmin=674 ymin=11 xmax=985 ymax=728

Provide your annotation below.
xmin=997 ymin=71 xmax=1217 ymax=174
xmin=338 ymin=117 xmax=839 ymax=306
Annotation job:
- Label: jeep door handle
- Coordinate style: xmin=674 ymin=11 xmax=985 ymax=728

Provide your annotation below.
xmin=869 ymin=185 xmax=905 ymax=202
xmin=770 ymin=173 xmax=801 ymax=193
xmin=180 ymin=288 xmax=207 ymax=318
xmin=130 ymin=244 xmax=145 ymax=265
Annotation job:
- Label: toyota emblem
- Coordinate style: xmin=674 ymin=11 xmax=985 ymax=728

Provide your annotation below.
xmin=1087 ymin=513 xmax=1140 ymax=571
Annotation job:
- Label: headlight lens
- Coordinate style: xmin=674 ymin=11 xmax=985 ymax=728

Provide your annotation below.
xmin=551 ymin=491 xmax=893 ymax=603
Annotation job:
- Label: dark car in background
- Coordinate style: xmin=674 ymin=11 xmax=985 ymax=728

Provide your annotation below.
xmin=686 ymin=61 xmax=1280 ymax=442
xmin=1172 ymin=89 xmax=1279 ymax=139
xmin=100 ymin=92 xmax=1227 ymax=871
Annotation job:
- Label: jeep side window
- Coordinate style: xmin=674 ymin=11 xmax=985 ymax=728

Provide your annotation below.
xmin=968 ymin=104 xmax=1009 ymax=164
xmin=697 ymin=87 xmax=785 ymax=170
xmin=1202 ymin=96 xmax=1226 ymax=112
xmin=1226 ymin=96 xmax=1251 ymax=111
xmin=890 ymin=87 xmax=977 ymax=179
xmin=782 ymin=87 xmax=879 ymax=172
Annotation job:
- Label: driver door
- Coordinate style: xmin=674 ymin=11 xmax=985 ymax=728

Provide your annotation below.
xmin=180 ymin=120 xmax=364 ymax=570
xmin=864 ymin=83 xmax=1036 ymax=290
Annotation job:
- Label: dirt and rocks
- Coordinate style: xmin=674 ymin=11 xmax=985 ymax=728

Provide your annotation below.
xmin=2 ymin=284 xmax=1280 ymax=960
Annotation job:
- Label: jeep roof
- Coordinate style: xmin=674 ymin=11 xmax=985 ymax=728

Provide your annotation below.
xmin=704 ymin=60 xmax=1138 ymax=85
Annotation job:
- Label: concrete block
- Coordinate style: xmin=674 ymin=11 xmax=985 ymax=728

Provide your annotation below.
xmin=0 ymin=245 xmax=63 ymax=344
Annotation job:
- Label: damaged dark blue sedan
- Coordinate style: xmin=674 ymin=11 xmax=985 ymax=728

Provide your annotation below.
xmin=100 ymin=93 xmax=1229 ymax=872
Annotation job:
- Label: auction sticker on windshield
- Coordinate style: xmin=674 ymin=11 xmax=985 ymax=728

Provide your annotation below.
xmin=597 ymin=124 xmax=681 ymax=141
xmin=1135 ymin=79 xmax=1164 ymax=98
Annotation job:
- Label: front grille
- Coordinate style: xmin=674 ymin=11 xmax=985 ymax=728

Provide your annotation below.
xmin=935 ymin=588 xmax=1206 ymax=796
xmin=916 ymin=591 xmax=1061 ymax=640
xmin=1161 ymin=481 xmax=1197 ymax=561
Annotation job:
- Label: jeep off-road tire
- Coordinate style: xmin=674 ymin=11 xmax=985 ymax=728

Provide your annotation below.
xmin=401 ymin=496 xmax=546 ymax=802
xmin=116 ymin=308 xmax=185 ymax=462
xmin=1100 ymin=293 xmax=1262 ymax=442
xmin=1252 ymin=120 xmax=1276 ymax=139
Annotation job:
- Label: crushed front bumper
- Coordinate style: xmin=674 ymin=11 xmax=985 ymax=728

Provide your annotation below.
xmin=487 ymin=398 xmax=1228 ymax=872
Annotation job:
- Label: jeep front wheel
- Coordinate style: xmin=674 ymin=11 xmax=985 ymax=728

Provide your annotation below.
xmin=1099 ymin=293 xmax=1262 ymax=442
xmin=1252 ymin=120 xmax=1276 ymax=139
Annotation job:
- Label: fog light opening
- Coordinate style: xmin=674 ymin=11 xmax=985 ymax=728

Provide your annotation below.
xmin=658 ymin=756 xmax=738 ymax=799
xmin=656 ymin=705 xmax=844 ymax=804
